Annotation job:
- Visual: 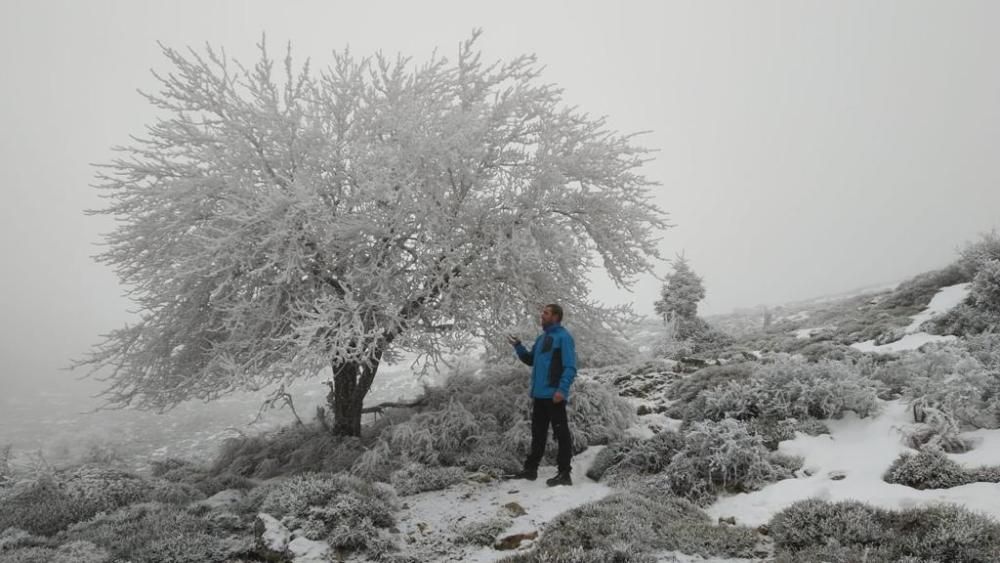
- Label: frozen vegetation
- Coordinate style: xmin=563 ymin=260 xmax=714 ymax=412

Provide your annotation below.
xmin=2 ymin=232 xmax=1000 ymax=561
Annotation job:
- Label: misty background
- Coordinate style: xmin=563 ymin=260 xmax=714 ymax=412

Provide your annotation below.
xmin=2 ymin=0 xmax=999 ymax=400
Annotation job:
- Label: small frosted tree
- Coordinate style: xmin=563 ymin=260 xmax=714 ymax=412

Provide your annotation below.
xmin=78 ymin=34 xmax=667 ymax=436
xmin=654 ymin=254 xmax=705 ymax=334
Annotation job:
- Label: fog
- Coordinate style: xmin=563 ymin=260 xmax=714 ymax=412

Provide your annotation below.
xmin=2 ymin=1 xmax=999 ymax=397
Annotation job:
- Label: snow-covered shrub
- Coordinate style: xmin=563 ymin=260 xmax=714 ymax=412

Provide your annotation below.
xmin=755 ymin=358 xmax=879 ymax=419
xmin=250 ymin=472 xmax=398 ymax=555
xmin=0 ymin=477 xmax=89 ymax=536
xmin=662 ymin=419 xmax=792 ymax=503
xmin=0 ymin=541 xmax=111 ymax=563
xmin=770 ymin=499 xmax=889 ymax=552
xmin=668 ymin=363 xmax=755 ymax=404
xmin=600 ymin=420 xmax=792 ymax=505
xmin=256 ymin=472 xmax=397 ymax=526
xmin=585 ymin=437 xmax=639 ymax=482
xmin=772 ymin=543 xmax=897 ymax=563
xmin=211 ymin=424 xmax=366 ymax=478
xmin=567 ymin=378 xmax=637 ymax=446
xmin=701 ymin=358 xmax=879 ymax=422
xmin=601 ymin=431 xmax=685 ymax=484
xmin=796 ymin=340 xmax=863 ymax=363
xmin=60 ymin=465 xmax=152 ymax=515
xmin=891 ymin=345 xmax=1000 ymax=430
xmin=61 ymin=502 xmax=248 ymax=563
xmin=453 ymin=513 xmax=513 ymax=546
xmin=146 ymin=478 xmax=206 ymax=505
xmin=389 ymin=463 xmax=465 ymax=496
xmin=533 ymin=491 xmax=757 ymax=558
xmin=891 ymin=503 xmax=1000 ymax=562
xmin=153 ymin=458 xmax=253 ymax=497
xmin=958 ymin=231 xmax=1000 ymax=279
xmin=497 ymin=545 xmax=656 ymax=563
xmin=883 ymin=448 xmax=974 ymax=489
xmin=351 ymin=440 xmax=395 ymax=482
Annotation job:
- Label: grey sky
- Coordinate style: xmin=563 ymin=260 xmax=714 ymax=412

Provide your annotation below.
xmin=2 ymin=1 xmax=999 ymax=392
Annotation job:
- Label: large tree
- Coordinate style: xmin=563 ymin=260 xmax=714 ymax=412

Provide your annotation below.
xmin=80 ymin=34 xmax=667 ymax=436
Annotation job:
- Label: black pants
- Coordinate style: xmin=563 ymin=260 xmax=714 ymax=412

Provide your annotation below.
xmin=525 ymin=398 xmax=573 ymax=474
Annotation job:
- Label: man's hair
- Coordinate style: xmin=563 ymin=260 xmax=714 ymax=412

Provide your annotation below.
xmin=545 ymin=303 xmax=564 ymax=321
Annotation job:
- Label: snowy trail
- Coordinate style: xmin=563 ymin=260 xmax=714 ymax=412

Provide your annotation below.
xmin=394 ymin=446 xmax=611 ymax=562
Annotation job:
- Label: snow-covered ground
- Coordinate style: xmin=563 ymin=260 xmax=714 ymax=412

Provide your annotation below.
xmin=707 ymin=399 xmax=1000 ymax=528
xmin=394 ymin=446 xmax=612 ymax=561
xmin=850 ymin=282 xmax=969 ymax=353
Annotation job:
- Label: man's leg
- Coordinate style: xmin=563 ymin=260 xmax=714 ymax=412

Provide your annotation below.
xmin=551 ymin=400 xmax=573 ymax=473
xmin=523 ymin=398 xmax=551 ymax=475
xmin=546 ymin=400 xmax=573 ymax=486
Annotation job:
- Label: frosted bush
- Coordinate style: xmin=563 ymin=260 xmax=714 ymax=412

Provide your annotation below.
xmin=599 ymin=420 xmax=792 ymax=505
xmin=535 ymin=491 xmax=757 ymax=558
xmin=497 ymin=545 xmax=656 ymax=563
xmin=390 ymin=463 xmax=465 ymax=496
xmin=695 ymin=358 xmax=879 ymax=423
xmin=770 ymin=499 xmax=888 ymax=551
xmin=883 ymin=448 xmax=974 ymax=489
xmin=890 ymin=345 xmax=1000 ymax=430
xmin=61 ymin=502 xmax=249 ymax=563
xmin=256 ymin=472 xmax=398 ymax=530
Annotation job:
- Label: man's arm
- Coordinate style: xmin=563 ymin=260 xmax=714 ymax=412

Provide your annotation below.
xmin=509 ymin=335 xmax=533 ymax=366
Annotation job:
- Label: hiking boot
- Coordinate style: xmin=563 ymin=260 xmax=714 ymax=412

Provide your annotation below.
xmin=511 ymin=468 xmax=537 ymax=481
xmin=546 ymin=471 xmax=572 ymax=487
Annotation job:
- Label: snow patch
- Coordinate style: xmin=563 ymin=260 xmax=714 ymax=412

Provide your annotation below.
xmin=850 ymin=283 xmax=970 ymax=353
xmin=706 ymin=400 xmax=1000 ymax=527
xmin=396 ymin=446 xmax=612 ymax=561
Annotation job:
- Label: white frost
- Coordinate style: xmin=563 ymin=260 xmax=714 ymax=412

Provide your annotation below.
xmin=851 ymin=283 xmax=970 ymax=352
xmin=706 ymin=400 xmax=1000 ymax=527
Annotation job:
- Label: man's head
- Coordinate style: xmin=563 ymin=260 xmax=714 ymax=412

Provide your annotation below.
xmin=540 ymin=303 xmax=563 ymax=328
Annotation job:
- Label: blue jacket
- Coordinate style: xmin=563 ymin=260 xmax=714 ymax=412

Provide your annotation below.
xmin=513 ymin=323 xmax=577 ymax=400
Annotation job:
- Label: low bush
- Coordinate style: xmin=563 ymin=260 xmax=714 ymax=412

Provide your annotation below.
xmin=689 ymin=358 xmax=879 ymax=423
xmin=0 ymin=477 xmax=90 ymax=536
xmin=883 ymin=448 xmax=1000 ymax=489
xmin=0 ymin=540 xmax=111 ymax=563
xmin=533 ymin=490 xmax=757 ymax=559
xmin=599 ymin=419 xmax=793 ymax=505
xmin=770 ymin=499 xmax=1000 ymax=563
xmin=770 ymin=499 xmax=889 ymax=551
xmin=249 ymin=472 xmax=399 ymax=556
xmin=497 ymin=545 xmax=656 ymax=563
xmin=210 ymin=424 xmax=367 ymax=478
xmin=390 ymin=463 xmax=466 ymax=496
xmin=61 ymin=502 xmax=250 ymax=563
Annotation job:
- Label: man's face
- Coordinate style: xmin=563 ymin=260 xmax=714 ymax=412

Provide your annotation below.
xmin=540 ymin=307 xmax=558 ymax=327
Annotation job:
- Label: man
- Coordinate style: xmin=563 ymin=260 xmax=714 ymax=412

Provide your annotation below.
xmin=507 ymin=303 xmax=577 ymax=486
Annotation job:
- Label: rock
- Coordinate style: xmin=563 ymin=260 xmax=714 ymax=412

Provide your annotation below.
xmin=757 ymin=524 xmax=770 ymax=535
xmin=718 ymin=516 xmax=736 ymax=526
xmin=494 ymin=531 xmax=538 ymax=550
xmin=288 ymin=536 xmax=331 ymax=562
xmin=502 ymin=502 xmax=527 ymax=517
xmin=255 ymin=513 xmax=291 ymax=557
xmin=200 ymin=488 xmax=246 ymax=510
xmin=828 ymin=470 xmax=847 ymax=481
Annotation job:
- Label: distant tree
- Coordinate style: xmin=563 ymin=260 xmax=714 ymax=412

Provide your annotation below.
xmin=654 ymin=254 xmax=706 ymax=331
xmin=77 ymin=34 xmax=667 ymax=436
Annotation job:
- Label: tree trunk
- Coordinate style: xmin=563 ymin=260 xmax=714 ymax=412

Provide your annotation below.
xmin=328 ymin=352 xmax=383 ymax=437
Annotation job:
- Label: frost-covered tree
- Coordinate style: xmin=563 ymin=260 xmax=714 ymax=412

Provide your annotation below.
xmin=654 ymin=254 xmax=705 ymax=326
xmin=78 ymin=34 xmax=667 ymax=436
